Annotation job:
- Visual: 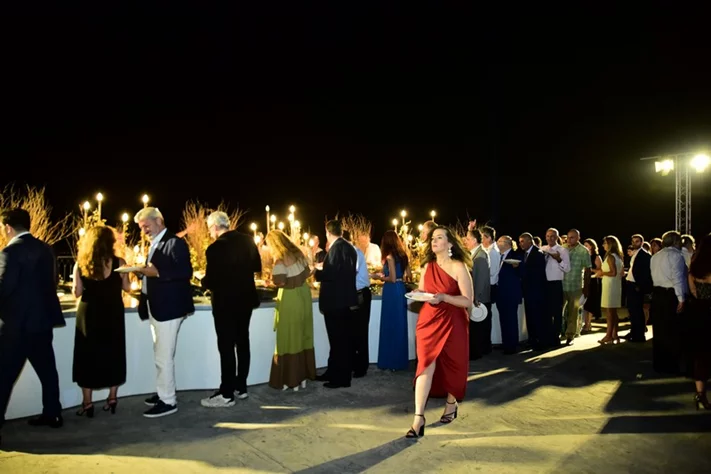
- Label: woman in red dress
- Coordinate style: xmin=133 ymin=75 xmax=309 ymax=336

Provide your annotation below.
xmin=407 ymin=226 xmax=473 ymax=438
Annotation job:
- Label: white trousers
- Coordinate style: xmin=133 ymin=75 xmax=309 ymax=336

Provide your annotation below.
xmin=149 ymin=308 xmax=184 ymax=406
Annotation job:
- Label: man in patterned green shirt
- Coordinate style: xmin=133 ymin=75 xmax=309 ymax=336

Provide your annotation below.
xmin=563 ymin=229 xmax=592 ymax=344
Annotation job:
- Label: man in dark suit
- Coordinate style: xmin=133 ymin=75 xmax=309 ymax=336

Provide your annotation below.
xmin=625 ymin=234 xmax=653 ymax=342
xmin=0 ymin=208 xmax=65 ymax=445
xmin=496 ymin=235 xmax=523 ymax=354
xmin=315 ymin=220 xmax=358 ymax=388
xmin=133 ymin=207 xmax=194 ymax=418
xmin=519 ymin=233 xmax=549 ymax=349
xmin=200 ymin=211 xmax=262 ymax=407
xmin=465 ymin=228 xmax=491 ymax=360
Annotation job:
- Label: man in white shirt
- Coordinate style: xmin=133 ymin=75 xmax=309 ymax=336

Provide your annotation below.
xmin=346 ymin=231 xmax=372 ymax=378
xmin=650 ymin=230 xmax=688 ymax=374
xmin=357 ymin=233 xmax=382 ymax=268
xmin=480 ymin=225 xmax=500 ymax=293
xmin=540 ymin=228 xmax=570 ymax=345
xmin=624 ymin=234 xmax=652 ymax=342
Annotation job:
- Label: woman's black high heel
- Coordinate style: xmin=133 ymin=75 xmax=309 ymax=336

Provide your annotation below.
xmin=103 ymin=398 xmax=118 ymax=414
xmin=440 ymin=400 xmax=458 ymax=424
xmin=694 ymin=393 xmax=711 ymax=410
xmin=76 ymin=403 xmax=94 ymax=418
xmin=405 ymin=414 xmax=425 ymax=438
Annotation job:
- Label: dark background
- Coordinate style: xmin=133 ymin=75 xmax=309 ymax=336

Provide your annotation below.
xmin=3 ymin=5 xmax=711 ymax=253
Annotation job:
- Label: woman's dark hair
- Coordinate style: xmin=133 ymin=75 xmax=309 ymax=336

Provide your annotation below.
xmin=380 ymin=230 xmax=409 ymax=268
xmin=690 ymin=234 xmax=711 ymax=279
xmin=77 ymin=226 xmax=117 ymax=280
xmin=583 ymin=238 xmax=599 ymax=255
xmin=422 ymin=226 xmax=472 ymax=269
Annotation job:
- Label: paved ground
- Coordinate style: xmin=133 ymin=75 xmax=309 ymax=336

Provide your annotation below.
xmin=2 ymin=322 xmax=711 ymax=473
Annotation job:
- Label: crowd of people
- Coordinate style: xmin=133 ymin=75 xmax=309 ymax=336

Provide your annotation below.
xmin=0 ymin=204 xmax=709 ymax=446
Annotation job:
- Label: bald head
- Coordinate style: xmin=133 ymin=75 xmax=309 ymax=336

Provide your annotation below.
xmin=567 ymin=229 xmax=581 ymax=247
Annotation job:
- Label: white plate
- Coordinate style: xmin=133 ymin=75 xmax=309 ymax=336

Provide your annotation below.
xmin=470 ymin=303 xmax=488 ymax=322
xmin=405 ymin=292 xmax=435 ymax=302
xmin=503 ymin=259 xmax=519 ymax=264
xmin=114 ymin=266 xmax=143 ymax=273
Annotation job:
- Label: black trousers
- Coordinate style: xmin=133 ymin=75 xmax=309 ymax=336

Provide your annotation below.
xmin=213 ymin=308 xmax=253 ymax=396
xmin=469 ymin=302 xmax=492 ymax=359
xmin=651 ymin=287 xmax=682 ymax=375
xmin=0 ymin=330 xmax=61 ymax=427
xmin=524 ymin=295 xmax=547 ymax=348
xmin=323 ymin=307 xmax=354 ymax=385
xmin=352 ymin=288 xmax=372 ymax=376
xmin=545 ymin=280 xmax=564 ymax=345
xmin=626 ymin=281 xmax=646 ymax=340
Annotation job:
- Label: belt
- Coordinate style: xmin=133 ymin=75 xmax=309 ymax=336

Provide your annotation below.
xmin=653 ymin=286 xmax=675 ymax=293
xmin=357 ymin=287 xmax=371 ymax=294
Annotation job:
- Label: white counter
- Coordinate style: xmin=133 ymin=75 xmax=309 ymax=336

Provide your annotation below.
xmin=6 ymin=299 xmax=526 ymax=420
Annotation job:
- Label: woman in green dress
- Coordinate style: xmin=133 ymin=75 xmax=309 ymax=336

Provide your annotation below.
xmin=266 ymin=230 xmax=316 ymax=391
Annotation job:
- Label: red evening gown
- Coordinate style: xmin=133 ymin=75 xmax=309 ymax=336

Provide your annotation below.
xmin=414 ymin=263 xmax=469 ymax=400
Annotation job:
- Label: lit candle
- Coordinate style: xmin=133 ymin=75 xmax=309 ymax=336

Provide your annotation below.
xmin=289 ymin=205 xmax=296 ymax=214
xmin=278 ymin=222 xmax=285 ymax=231
xmin=270 ymin=214 xmax=276 ymax=230
xmin=142 ymin=194 xmax=149 ymax=208
xmin=250 ymin=222 xmax=257 ymax=238
xmin=265 ymin=205 xmax=270 ymax=233
xmin=392 ymin=218 xmax=398 ymax=231
xmin=82 ymin=201 xmax=91 ymax=228
xmin=96 ymin=192 xmax=104 ymax=222
xmin=400 ymin=209 xmax=406 ymax=227
xmin=121 ymin=212 xmax=129 ymax=234
xmin=430 ymin=210 xmax=436 ymax=222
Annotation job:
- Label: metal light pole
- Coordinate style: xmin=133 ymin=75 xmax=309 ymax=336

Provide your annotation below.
xmin=641 ymin=152 xmax=709 ymax=235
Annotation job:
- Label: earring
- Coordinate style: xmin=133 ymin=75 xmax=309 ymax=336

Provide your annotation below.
xmin=448 ymin=247 xmax=453 ymax=257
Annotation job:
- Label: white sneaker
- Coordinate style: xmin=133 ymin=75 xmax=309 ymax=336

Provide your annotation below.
xmin=235 ymin=391 xmax=249 ymax=400
xmin=201 ymin=391 xmax=236 ymax=408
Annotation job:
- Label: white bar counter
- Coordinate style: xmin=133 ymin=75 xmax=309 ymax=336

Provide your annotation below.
xmin=6 ymin=297 xmax=526 ymax=420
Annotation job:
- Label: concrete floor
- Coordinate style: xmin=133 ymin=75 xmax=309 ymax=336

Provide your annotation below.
xmin=2 ymin=323 xmax=711 ymax=473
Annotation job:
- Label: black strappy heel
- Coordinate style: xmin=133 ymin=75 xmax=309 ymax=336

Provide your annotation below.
xmin=405 ymin=414 xmax=426 ymax=438
xmin=76 ymin=403 xmax=94 ymax=418
xmin=103 ymin=398 xmax=118 ymax=414
xmin=440 ymin=400 xmax=458 ymax=424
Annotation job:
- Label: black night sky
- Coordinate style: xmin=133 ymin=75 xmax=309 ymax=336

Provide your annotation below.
xmin=4 ymin=5 xmax=711 ymax=252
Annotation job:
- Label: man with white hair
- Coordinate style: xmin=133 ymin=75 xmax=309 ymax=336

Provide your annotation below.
xmin=200 ymin=211 xmax=262 ymax=407
xmin=132 ymin=207 xmax=194 ymax=418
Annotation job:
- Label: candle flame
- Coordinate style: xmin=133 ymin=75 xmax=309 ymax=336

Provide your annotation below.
xmin=391 ymin=218 xmax=398 ymax=226
xmin=83 ymin=201 xmax=91 ymax=210
xmin=121 ymin=213 xmax=129 ymax=223
xmin=96 ymin=192 xmax=104 ymax=202
xmin=250 ymin=223 xmax=257 ymax=231
xmin=142 ymin=194 xmax=149 ymax=204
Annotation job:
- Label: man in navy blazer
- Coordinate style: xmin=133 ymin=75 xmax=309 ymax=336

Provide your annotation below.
xmin=132 ymin=207 xmax=194 ymax=418
xmin=0 ymin=209 xmax=65 ymax=445
xmin=519 ymin=233 xmax=550 ymax=349
xmin=625 ymin=234 xmax=653 ymax=342
xmin=496 ymin=235 xmax=524 ymax=354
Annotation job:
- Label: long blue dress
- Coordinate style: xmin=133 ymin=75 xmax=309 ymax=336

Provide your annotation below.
xmin=377 ymin=257 xmax=409 ymax=370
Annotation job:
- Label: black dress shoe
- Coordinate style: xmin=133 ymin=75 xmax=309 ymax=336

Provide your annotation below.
xmin=315 ymin=373 xmax=330 ymax=382
xmin=323 ymin=382 xmax=351 ymax=389
xmin=28 ymin=414 xmax=63 ymax=428
xmin=565 ymin=338 xmax=574 ymax=346
xmin=353 ymin=372 xmax=367 ymax=378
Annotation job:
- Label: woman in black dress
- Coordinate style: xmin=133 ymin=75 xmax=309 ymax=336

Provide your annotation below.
xmin=582 ymin=238 xmax=603 ymax=332
xmin=687 ymin=234 xmax=711 ymax=410
xmin=72 ymin=226 xmax=130 ymax=417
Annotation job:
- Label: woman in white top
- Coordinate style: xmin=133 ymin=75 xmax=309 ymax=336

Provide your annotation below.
xmin=594 ymin=235 xmax=624 ymax=344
